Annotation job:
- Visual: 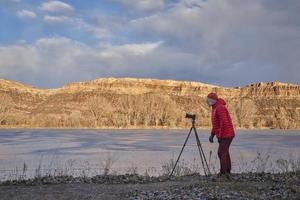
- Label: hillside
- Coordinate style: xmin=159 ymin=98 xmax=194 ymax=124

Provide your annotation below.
xmin=0 ymin=78 xmax=300 ymax=129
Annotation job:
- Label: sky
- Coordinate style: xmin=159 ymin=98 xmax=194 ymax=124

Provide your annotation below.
xmin=0 ymin=0 xmax=299 ymax=88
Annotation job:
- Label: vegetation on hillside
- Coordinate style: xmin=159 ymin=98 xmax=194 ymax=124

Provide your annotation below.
xmin=1 ymin=78 xmax=300 ymax=129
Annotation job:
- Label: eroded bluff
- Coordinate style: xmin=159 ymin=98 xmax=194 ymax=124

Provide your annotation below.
xmin=0 ymin=78 xmax=299 ymax=129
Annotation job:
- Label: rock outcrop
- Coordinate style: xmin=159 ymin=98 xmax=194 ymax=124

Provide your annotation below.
xmin=0 ymin=78 xmax=299 ymax=129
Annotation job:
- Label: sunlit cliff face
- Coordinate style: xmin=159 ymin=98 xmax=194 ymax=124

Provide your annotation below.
xmin=0 ymin=78 xmax=300 ymax=129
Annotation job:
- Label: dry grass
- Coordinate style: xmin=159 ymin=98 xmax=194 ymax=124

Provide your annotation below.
xmin=0 ymin=151 xmax=299 ymax=182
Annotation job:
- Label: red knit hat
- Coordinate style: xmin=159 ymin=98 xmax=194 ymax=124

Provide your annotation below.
xmin=207 ymin=92 xmax=218 ymax=101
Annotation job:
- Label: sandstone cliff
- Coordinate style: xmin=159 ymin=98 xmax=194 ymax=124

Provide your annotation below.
xmin=0 ymin=78 xmax=299 ymax=129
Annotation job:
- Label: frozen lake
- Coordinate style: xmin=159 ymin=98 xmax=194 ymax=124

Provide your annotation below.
xmin=0 ymin=129 xmax=299 ymax=178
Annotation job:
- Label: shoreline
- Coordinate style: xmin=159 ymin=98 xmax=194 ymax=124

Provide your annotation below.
xmin=0 ymin=126 xmax=295 ymax=131
xmin=0 ymin=171 xmax=298 ymax=186
xmin=0 ymin=172 xmax=299 ymax=200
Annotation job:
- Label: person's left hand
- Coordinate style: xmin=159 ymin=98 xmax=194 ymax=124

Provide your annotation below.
xmin=209 ymin=135 xmax=214 ymax=143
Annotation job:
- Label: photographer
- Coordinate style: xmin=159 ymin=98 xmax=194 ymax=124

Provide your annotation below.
xmin=207 ymin=93 xmax=235 ymax=177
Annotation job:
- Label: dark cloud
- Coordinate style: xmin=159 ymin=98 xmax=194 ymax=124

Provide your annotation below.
xmin=129 ymin=0 xmax=300 ymax=86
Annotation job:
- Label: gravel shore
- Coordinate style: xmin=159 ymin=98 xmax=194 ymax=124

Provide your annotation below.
xmin=0 ymin=172 xmax=299 ymax=200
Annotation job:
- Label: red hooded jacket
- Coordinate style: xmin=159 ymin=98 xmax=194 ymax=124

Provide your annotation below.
xmin=211 ymin=98 xmax=235 ymax=138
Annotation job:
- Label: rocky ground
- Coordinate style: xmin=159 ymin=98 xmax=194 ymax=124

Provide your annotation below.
xmin=0 ymin=172 xmax=299 ymax=200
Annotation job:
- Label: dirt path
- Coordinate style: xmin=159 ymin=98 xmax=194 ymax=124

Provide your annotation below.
xmin=0 ymin=174 xmax=299 ymax=200
xmin=0 ymin=177 xmax=199 ymax=200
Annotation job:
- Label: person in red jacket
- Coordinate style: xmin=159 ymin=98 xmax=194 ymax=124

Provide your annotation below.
xmin=207 ymin=92 xmax=235 ymax=176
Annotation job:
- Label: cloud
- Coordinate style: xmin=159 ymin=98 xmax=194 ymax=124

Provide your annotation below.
xmin=1 ymin=0 xmax=300 ymax=87
xmin=129 ymin=0 xmax=300 ymax=86
xmin=40 ymin=1 xmax=74 ymax=13
xmin=0 ymin=37 xmax=163 ymax=87
xmin=74 ymin=18 xmax=111 ymax=39
xmin=42 ymin=15 xmax=111 ymax=39
xmin=43 ymin=15 xmax=71 ymax=23
xmin=113 ymin=0 xmax=166 ymax=12
xmin=91 ymin=14 xmax=128 ymax=34
xmin=0 ymin=37 xmax=98 ymax=87
xmin=100 ymin=42 xmax=162 ymax=58
xmin=17 ymin=9 xmax=36 ymax=18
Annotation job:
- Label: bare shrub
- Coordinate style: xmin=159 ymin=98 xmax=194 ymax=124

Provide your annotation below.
xmin=275 ymin=154 xmax=300 ymax=173
xmin=21 ymin=162 xmax=28 ymax=180
xmin=87 ymin=96 xmax=114 ymax=127
xmin=0 ymin=94 xmax=13 ymax=125
xmin=161 ymin=158 xmax=198 ymax=176
xmin=63 ymin=159 xmax=77 ymax=176
xmin=250 ymin=152 xmax=270 ymax=173
xmin=236 ymin=151 xmax=250 ymax=173
xmin=208 ymin=150 xmax=219 ymax=174
xmin=100 ymin=153 xmax=118 ymax=176
xmin=126 ymin=163 xmax=138 ymax=175
xmin=289 ymin=155 xmax=300 ymax=172
xmin=144 ymin=167 xmax=157 ymax=177
xmin=276 ymin=158 xmax=290 ymax=173
xmin=35 ymin=163 xmax=42 ymax=178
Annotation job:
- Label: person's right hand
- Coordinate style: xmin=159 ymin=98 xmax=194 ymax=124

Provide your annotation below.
xmin=209 ymin=135 xmax=214 ymax=143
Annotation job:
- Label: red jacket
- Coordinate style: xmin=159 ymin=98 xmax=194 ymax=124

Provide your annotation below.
xmin=211 ymin=98 xmax=235 ymax=138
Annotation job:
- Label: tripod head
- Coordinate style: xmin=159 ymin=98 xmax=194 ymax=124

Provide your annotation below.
xmin=185 ymin=112 xmax=196 ymax=127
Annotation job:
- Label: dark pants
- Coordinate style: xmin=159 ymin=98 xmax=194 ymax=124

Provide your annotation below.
xmin=218 ymin=137 xmax=234 ymax=174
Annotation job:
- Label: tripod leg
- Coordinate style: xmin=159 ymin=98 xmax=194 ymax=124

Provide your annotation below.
xmin=193 ymin=128 xmax=207 ymax=176
xmin=169 ymin=127 xmax=193 ymax=177
xmin=194 ymin=128 xmax=211 ymax=176
xmin=200 ymin=143 xmax=211 ymax=175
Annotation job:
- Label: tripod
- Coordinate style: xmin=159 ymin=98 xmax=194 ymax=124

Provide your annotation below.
xmin=169 ymin=118 xmax=211 ymax=177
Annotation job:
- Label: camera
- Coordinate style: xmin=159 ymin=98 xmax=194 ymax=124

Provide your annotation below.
xmin=185 ymin=112 xmax=196 ymax=120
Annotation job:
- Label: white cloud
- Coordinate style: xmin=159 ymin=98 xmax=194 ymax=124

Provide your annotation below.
xmin=0 ymin=37 xmax=98 ymax=87
xmin=40 ymin=1 xmax=74 ymax=13
xmin=0 ymin=44 xmax=39 ymax=80
xmin=114 ymin=0 xmax=166 ymax=11
xmin=100 ymin=42 xmax=162 ymax=58
xmin=130 ymin=1 xmax=206 ymax=41
xmin=43 ymin=15 xmax=72 ymax=23
xmin=0 ymin=37 xmax=163 ymax=87
xmin=42 ymin=15 xmax=111 ymax=39
xmin=74 ymin=18 xmax=111 ymax=39
xmin=17 ymin=10 xmax=36 ymax=18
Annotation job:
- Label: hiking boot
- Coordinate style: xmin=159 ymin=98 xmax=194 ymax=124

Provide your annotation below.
xmin=216 ymin=173 xmax=231 ymax=181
